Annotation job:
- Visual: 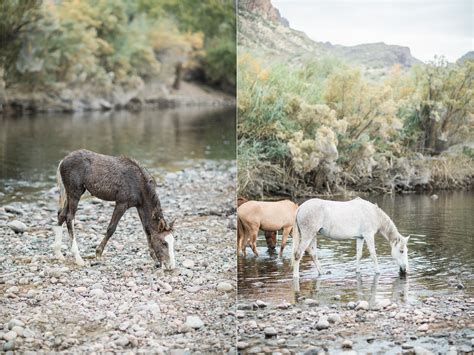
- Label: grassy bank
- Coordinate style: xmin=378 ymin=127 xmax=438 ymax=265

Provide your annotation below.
xmin=237 ymin=51 xmax=474 ymax=198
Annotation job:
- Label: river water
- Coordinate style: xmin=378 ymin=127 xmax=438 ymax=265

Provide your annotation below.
xmin=0 ymin=107 xmax=235 ymax=203
xmin=238 ymin=192 xmax=474 ymax=306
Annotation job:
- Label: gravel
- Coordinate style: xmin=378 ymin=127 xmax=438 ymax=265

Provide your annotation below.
xmin=0 ymin=160 xmax=236 ymax=353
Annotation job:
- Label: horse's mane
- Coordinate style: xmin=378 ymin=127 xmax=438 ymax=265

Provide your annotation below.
xmin=120 ymin=156 xmax=163 ymax=220
xmin=376 ymin=206 xmax=402 ymax=245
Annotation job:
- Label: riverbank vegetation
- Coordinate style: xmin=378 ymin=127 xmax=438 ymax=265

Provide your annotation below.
xmin=0 ymin=0 xmax=235 ymax=113
xmin=238 ymin=52 xmax=474 ymax=197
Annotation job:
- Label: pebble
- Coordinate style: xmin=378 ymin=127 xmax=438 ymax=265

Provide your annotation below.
xmin=315 ymin=316 xmax=330 ymax=330
xmin=182 ymin=259 xmax=195 ymax=268
xmin=255 ymin=300 xmax=268 ymax=308
xmin=7 ymin=220 xmax=27 ymax=233
xmin=263 ymin=327 xmax=277 ymax=338
xmin=115 ymin=336 xmax=129 ymax=347
xmin=3 ymin=340 xmax=15 ymax=351
xmin=342 ymin=339 xmax=353 ymax=349
xmin=414 ymin=346 xmax=434 ymax=355
xmin=4 ymin=206 xmax=24 ymax=215
xmin=90 ymin=289 xmax=106 ymax=298
xmin=355 ymin=300 xmax=369 ymax=310
xmin=347 ymin=301 xmax=357 ymax=309
xmin=216 ymin=282 xmax=233 ymax=292
xmin=4 ymin=331 xmax=17 ymax=341
xmin=8 ymin=319 xmax=24 ymax=329
xmin=185 ymin=316 xmax=204 ymax=329
xmin=237 ymin=341 xmax=249 ymax=349
xmin=304 ymin=298 xmax=319 ymax=306
xmin=417 ymin=323 xmax=429 ymax=332
xmin=328 ymin=313 xmax=342 ymax=324
xmin=11 ymin=326 xmax=23 ymax=337
xmin=402 ymin=343 xmax=414 ymax=350
xmin=74 ymin=287 xmax=88 ymax=294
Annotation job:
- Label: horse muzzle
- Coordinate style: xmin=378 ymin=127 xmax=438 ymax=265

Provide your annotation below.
xmin=399 ymin=267 xmax=408 ymax=275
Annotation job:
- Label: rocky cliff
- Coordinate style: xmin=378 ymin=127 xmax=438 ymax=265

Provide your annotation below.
xmin=239 ymin=1 xmax=422 ymax=69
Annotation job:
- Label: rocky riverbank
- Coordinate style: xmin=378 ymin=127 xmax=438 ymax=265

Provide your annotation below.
xmin=237 ymin=294 xmax=474 ymax=354
xmin=0 ymin=160 xmax=237 ymax=353
xmin=0 ymin=81 xmax=235 ymax=115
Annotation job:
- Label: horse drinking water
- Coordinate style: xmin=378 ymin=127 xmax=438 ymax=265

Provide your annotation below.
xmin=291 ymin=197 xmax=410 ymax=278
xmin=52 ymin=149 xmax=176 ymax=269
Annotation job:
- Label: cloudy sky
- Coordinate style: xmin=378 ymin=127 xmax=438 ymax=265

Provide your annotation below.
xmin=272 ymin=0 xmax=473 ymax=62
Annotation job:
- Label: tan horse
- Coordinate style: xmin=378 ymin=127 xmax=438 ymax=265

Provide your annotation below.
xmin=237 ymin=200 xmax=298 ymax=257
xmin=237 ymin=197 xmax=277 ymax=252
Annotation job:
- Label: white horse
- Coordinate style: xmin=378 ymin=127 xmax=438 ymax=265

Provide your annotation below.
xmin=291 ymin=197 xmax=410 ymax=278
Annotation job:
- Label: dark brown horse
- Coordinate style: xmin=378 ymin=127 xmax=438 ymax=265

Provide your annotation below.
xmin=52 ymin=149 xmax=176 ymax=269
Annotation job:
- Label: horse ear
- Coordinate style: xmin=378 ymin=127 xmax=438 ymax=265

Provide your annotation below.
xmin=158 ymin=218 xmax=166 ymax=232
xmin=405 ymin=235 xmax=411 ymax=242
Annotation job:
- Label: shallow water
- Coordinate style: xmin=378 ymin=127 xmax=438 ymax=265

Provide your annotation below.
xmin=238 ymin=191 xmax=474 ymax=306
xmin=0 ymin=107 xmax=235 ymax=203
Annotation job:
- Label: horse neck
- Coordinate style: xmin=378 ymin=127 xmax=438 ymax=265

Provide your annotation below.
xmin=376 ymin=208 xmax=400 ymax=245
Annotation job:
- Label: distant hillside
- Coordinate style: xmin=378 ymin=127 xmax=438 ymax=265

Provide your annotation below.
xmin=457 ymin=51 xmax=474 ymax=63
xmin=238 ymin=1 xmax=422 ymax=69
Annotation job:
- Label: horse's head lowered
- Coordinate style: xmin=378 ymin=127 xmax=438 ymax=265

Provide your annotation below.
xmin=150 ymin=218 xmax=176 ymax=270
xmin=391 ymin=234 xmax=410 ymax=275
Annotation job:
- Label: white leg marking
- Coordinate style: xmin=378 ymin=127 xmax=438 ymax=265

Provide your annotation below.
xmin=165 ymin=233 xmax=175 ymax=270
xmin=70 ymin=224 xmax=85 ymax=266
xmin=356 ymin=238 xmax=364 ymax=273
xmin=52 ymin=226 xmax=65 ymax=261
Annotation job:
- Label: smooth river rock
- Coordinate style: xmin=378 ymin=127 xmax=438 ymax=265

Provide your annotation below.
xmin=7 ymin=220 xmax=27 ymax=233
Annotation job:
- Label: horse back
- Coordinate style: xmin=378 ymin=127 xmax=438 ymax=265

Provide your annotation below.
xmin=237 ymin=200 xmax=297 ymax=230
xmin=60 ymin=149 xmax=142 ymax=204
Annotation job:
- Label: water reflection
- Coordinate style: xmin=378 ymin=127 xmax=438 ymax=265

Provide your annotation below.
xmin=0 ymin=107 xmax=235 ymax=202
xmin=238 ymin=191 xmax=473 ymax=305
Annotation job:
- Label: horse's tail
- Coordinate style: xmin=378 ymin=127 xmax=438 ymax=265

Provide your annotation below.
xmin=291 ymin=209 xmax=301 ymax=267
xmin=56 ymin=160 xmax=67 ymax=211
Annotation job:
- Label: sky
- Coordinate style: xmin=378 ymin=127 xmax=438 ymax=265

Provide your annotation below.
xmin=272 ymin=0 xmax=473 ymax=62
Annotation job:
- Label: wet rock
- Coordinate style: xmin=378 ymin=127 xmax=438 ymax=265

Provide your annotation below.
xmin=456 ymin=283 xmax=464 ymax=289
xmin=402 ymin=343 xmax=414 ymax=350
xmin=216 ymin=282 xmax=233 ymax=292
xmin=376 ymin=299 xmax=391 ymax=309
xmin=264 ymin=327 xmax=277 ymax=338
xmin=355 ymin=300 xmax=369 ymax=310
xmin=185 ymin=316 xmax=204 ymax=329
xmin=7 ymin=220 xmax=27 ymax=233
xmin=255 ymin=300 xmax=268 ymax=308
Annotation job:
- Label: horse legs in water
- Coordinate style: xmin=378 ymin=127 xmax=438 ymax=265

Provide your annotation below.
xmin=307 ymin=237 xmax=322 ymax=275
xmin=250 ymin=228 xmax=259 ymax=256
xmin=364 ymin=234 xmax=380 ymax=274
xmin=356 ymin=238 xmax=364 ymax=273
xmin=96 ymin=202 xmax=128 ymax=259
xmin=279 ymin=226 xmax=292 ymax=257
xmin=64 ymin=194 xmax=85 ymax=266
xmin=292 ymin=226 xmax=314 ymax=278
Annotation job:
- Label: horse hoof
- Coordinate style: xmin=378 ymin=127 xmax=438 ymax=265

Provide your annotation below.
xmin=75 ymin=259 xmax=86 ymax=267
